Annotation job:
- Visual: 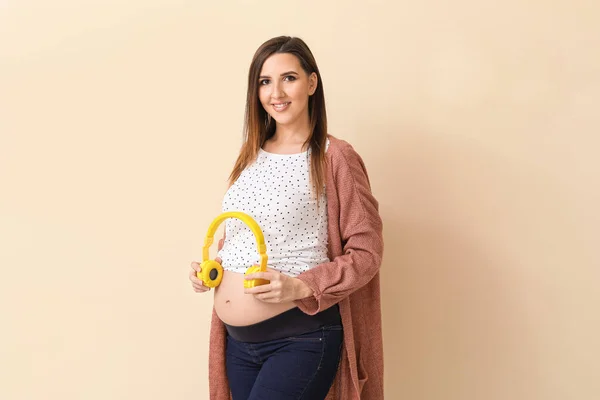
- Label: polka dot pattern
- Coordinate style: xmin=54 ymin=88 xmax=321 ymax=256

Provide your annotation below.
xmin=217 ymin=140 xmax=330 ymax=277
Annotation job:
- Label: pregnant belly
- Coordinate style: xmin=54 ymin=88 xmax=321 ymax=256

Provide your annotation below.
xmin=213 ymin=270 xmax=296 ymax=326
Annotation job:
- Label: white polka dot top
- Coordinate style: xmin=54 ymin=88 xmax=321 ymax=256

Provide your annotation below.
xmin=217 ymin=139 xmax=330 ymax=277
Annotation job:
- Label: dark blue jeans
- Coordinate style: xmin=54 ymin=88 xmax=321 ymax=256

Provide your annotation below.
xmin=225 ymin=325 xmax=343 ymax=400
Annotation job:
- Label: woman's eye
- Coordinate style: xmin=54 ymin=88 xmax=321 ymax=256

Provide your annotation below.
xmin=284 ymin=76 xmax=297 ymax=82
xmin=259 ymin=79 xmax=270 ymax=85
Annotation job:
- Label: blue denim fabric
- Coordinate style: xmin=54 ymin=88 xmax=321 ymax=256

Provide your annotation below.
xmin=225 ymin=325 xmax=343 ymax=400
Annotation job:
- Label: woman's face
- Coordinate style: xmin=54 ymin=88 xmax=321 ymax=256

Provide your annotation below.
xmin=258 ymin=53 xmax=317 ymax=128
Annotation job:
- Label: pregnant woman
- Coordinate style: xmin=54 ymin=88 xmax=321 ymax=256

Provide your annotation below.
xmin=189 ymin=36 xmax=384 ymax=400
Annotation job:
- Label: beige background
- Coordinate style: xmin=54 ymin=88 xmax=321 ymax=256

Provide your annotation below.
xmin=1 ymin=1 xmax=599 ymax=399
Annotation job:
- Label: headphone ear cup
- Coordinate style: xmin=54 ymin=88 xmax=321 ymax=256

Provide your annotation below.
xmin=243 ymin=265 xmax=270 ymax=289
xmin=198 ymin=260 xmax=223 ymax=288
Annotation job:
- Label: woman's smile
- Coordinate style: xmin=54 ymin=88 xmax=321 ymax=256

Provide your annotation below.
xmin=272 ymin=101 xmax=291 ymax=112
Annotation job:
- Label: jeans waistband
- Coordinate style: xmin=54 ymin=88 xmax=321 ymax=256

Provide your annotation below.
xmin=224 ymin=304 xmax=341 ymax=343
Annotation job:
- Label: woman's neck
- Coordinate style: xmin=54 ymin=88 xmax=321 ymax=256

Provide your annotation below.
xmin=264 ymin=125 xmax=311 ymax=154
xmin=270 ymin=130 xmax=309 ymax=144
xmin=265 ymin=129 xmax=309 ymax=154
xmin=271 ymin=111 xmax=311 ymax=143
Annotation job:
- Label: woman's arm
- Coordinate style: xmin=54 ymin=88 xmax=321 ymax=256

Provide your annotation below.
xmin=294 ymin=143 xmax=384 ymax=314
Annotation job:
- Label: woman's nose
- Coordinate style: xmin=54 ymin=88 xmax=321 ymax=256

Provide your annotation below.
xmin=271 ymin=82 xmax=285 ymax=99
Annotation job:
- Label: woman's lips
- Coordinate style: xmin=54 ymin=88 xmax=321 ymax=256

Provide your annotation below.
xmin=272 ymin=102 xmax=290 ymax=112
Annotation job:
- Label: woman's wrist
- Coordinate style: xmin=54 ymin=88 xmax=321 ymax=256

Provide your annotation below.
xmin=292 ymin=278 xmax=314 ymax=300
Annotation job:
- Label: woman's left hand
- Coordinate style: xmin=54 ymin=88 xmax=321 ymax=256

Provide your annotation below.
xmin=244 ymin=268 xmax=314 ymax=303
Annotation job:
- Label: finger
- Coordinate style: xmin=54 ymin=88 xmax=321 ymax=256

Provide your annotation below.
xmin=244 ymin=283 xmax=273 ymax=295
xmin=189 ymin=273 xmax=205 ymax=286
xmin=190 ymin=262 xmax=200 ymax=272
xmin=189 ymin=268 xmax=202 ymax=280
xmin=215 ymin=257 xmax=222 ymax=264
xmin=245 ymin=271 xmax=274 ymax=282
xmin=191 ymin=279 xmax=209 ymax=290
xmin=193 ymin=280 xmax=209 ymax=289
xmin=253 ymin=292 xmax=278 ymax=302
xmin=193 ymin=284 xmax=210 ymax=293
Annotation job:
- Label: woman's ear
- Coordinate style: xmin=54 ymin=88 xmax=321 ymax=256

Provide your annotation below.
xmin=308 ymin=72 xmax=318 ymax=96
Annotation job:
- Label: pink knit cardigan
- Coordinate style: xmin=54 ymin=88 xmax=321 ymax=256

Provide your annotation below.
xmin=208 ymin=135 xmax=385 ymax=399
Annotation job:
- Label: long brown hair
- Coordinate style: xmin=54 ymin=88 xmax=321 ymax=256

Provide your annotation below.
xmin=228 ymin=36 xmax=328 ymax=199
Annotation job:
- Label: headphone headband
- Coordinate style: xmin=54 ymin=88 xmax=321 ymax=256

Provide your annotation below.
xmin=202 ymin=211 xmax=268 ymax=270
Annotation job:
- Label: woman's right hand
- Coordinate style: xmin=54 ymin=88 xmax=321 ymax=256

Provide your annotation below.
xmin=189 ymin=234 xmax=225 ymax=293
xmin=189 ymin=256 xmax=221 ymax=293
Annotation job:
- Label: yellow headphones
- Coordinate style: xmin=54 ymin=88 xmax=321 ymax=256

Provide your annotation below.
xmin=197 ymin=211 xmax=270 ymax=289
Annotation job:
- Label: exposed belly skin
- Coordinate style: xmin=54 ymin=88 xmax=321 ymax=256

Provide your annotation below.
xmin=213 ymin=270 xmax=296 ymax=326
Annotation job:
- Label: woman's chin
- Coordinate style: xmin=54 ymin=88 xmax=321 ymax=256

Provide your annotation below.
xmin=272 ymin=116 xmax=296 ymax=126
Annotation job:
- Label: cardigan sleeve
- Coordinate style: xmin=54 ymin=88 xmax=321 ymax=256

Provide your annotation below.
xmin=294 ymin=143 xmax=384 ymax=315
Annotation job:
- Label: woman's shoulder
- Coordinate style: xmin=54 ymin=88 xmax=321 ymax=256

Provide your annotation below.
xmin=326 ymin=134 xmax=365 ymax=165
